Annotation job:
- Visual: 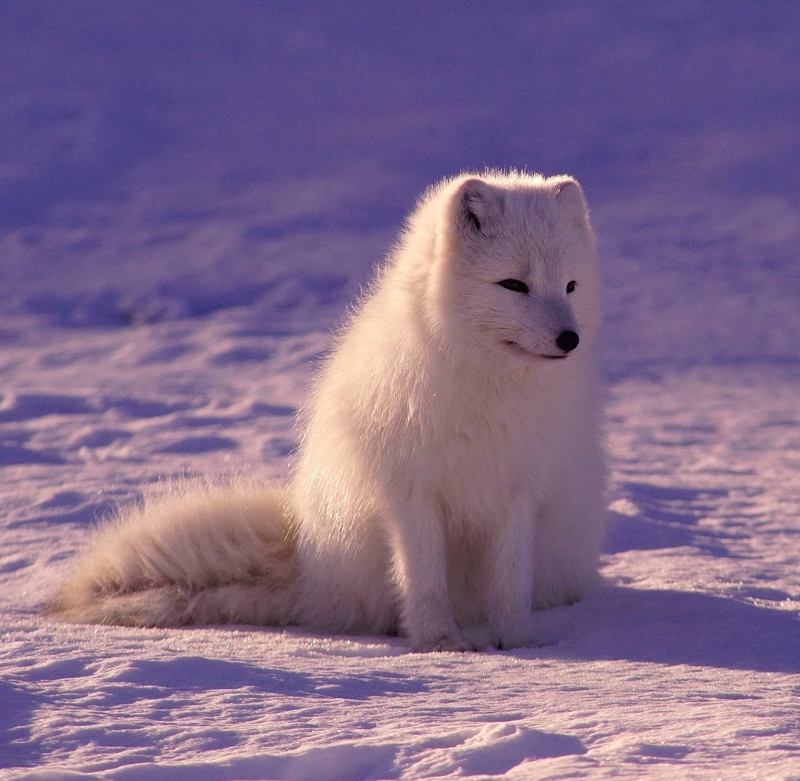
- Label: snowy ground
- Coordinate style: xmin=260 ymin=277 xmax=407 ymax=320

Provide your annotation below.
xmin=2 ymin=2 xmax=800 ymax=779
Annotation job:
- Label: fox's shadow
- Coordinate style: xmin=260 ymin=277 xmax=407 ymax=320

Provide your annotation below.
xmin=583 ymin=480 xmax=800 ymax=673
xmin=535 ymin=585 xmax=800 ymax=674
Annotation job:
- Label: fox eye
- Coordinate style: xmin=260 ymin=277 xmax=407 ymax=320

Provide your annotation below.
xmin=497 ymin=279 xmax=529 ymax=294
xmin=566 ymin=280 xmax=576 ymax=294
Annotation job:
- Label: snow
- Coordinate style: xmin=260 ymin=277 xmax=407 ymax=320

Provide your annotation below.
xmin=1 ymin=1 xmax=799 ymax=778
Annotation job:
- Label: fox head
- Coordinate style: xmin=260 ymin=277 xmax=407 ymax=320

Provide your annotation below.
xmin=419 ymin=171 xmax=601 ymax=367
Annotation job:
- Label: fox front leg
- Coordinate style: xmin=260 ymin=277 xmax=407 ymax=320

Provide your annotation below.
xmin=385 ymin=499 xmax=473 ymax=653
xmin=484 ymin=499 xmax=539 ymax=650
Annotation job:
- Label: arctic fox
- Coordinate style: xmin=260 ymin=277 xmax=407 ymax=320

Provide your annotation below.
xmin=47 ymin=171 xmax=606 ymax=652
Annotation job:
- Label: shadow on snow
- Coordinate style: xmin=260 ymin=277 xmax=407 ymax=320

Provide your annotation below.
xmin=604 ymin=481 xmax=733 ymax=557
xmin=549 ymin=585 xmax=800 ymax=674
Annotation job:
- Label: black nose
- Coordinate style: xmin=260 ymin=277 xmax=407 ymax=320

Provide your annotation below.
xmin=556 ymin=330 xmax=580 ymax=353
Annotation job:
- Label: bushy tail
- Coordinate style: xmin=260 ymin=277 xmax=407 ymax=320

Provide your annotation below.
xmin=45 ymin=479 xmax=299 ymax=628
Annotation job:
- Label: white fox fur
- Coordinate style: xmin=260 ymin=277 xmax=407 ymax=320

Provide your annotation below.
xmin=47 ymin=171 xmax=606 ymax=652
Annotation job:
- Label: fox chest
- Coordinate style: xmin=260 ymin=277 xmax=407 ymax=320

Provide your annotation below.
xmin=423 ymin=403 xmax=561 ymax=527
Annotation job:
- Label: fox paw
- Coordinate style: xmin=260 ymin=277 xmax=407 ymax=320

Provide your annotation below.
xmin=491 ymin=620 xmax=541 ymax=651
xmin=494 ymin=635 xmax=540 ymax=651
xmin=412 ymin=632 xmax=475 ymax=653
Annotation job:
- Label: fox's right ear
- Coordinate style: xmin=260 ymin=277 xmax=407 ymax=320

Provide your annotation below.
xmin=454 ymin=178 xmax=505 ymax=239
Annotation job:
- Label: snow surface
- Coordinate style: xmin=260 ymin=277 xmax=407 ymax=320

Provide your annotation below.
xmin=1 ymin=2 xmax=799 ymax=778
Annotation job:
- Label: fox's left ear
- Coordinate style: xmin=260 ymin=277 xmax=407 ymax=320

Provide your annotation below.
xmin=555 ymin=179 xmax=587 ymax=211
xmin=555 ymin=178 xmax=592 ymax=232
xmin=454 ymin=178 xmax=505 ymax=239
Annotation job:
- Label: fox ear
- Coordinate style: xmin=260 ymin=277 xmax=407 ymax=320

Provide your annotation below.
xmin=555 ymin=178 xmax=591 ymax=232
xmin=555 ymin=179 xmax=588 ymax=213
xmin=454 ymin=178 xmax=505 ymax=238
